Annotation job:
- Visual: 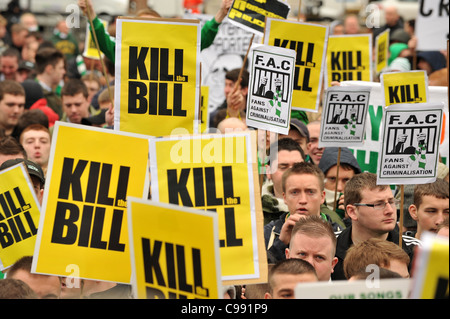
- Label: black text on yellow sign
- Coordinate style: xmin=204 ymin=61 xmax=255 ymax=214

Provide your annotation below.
xmin=330 ymin=50 xmax=365 ymax=82
xmin=142 ymin=238 xmax=211 ymax=299
xmin=388 ymin=84 xmax=422 ymax=104
xmin=273 ymin=39 xmax=316 ymax=92
xmin=128 ymin=46 xmax=189 ymax=117
xmin=167 ymin=166 xmax=242 ymax=248
xmin=0 ymin=187 xmax=37 ymax=249
xmin=50 ymin=158 xmax=130 ymax=252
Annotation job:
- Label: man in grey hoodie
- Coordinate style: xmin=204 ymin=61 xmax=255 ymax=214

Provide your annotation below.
xmin=318 ymin=147 xmax=361 ymax=226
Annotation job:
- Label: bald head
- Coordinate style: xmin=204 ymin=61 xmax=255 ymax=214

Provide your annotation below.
xmin=217 ymin=117 xmax=248 ymax=133
xmin=385 ymin=5 xmax=400 ymax=26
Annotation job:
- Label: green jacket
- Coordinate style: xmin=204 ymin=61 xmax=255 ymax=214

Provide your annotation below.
xmin=89 ymin=15 xmax=222 ymax=63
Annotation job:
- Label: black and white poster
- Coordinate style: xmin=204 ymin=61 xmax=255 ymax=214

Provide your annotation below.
xmin=245 ymin=44 xmax=296 ymax=135
xmin=377 ymin=102 xmax=444 ymax=185
xmin=319 ymin=86 xmax=371 ymax=147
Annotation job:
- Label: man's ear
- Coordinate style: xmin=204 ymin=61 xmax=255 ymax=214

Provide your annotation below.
xmin=346 ymin=204 xmax=358 ymax=221
xmin=408 ymin=204 xmax=419 ymax=221
xmin=264 ymin=292 xmax=272 ymax=299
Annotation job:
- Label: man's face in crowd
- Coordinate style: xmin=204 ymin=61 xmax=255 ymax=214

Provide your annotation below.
xmin=409 ymin=195 xmax=449 ymax=235
xmin=306 ymin=122 xmax=324 ymax=164
xmin=0 ymin=93 xmax=25 ymax=130
xmin=286 ymin=232 xmax=338 ymax=281
xmin=283 ymin=173 xmax=325 ymax=218
xmin=267 ymin=150 xmax=303 ymax=198
xmin=62 ymin=92 xmax=90 ymax=124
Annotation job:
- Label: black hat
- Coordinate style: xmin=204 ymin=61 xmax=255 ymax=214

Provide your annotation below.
xmin=290 ymin=118 xmax=310 ymax=141
xmin=318 ymin=147 xmax=361 ymax=175
xmin=81 ymin=108 xmax=107 ymax=126
xmin=0 ymin=158 xmax=45 ymax=186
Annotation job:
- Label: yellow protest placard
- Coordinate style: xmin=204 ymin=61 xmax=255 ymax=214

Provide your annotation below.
xmin=375 ymin=29 xmax=389 ymax=74
xmin=149 ymin=131 xmax=267 ymax=284
xmin=380 ymin=70 xmax=429 ymax=107
xmin=128 ymin=198 xmax=221 ymax=299
xmin=410 ymin=232 xmax=449 ymax=299
xmin=0 ymin=163 xmax=40 ymax=270
xmin=83 ymin=19 xmax=108 ymax=59
xmin=326 ymin=34 xmax=372 ymax=87
xmin=264 ymin=18 xmax=328 ymax=112
xmin=200 ymin=86 xmax=209 ymax=133
xmin=32 ymin=122 xmax=150 ymax=283
xmin=114 ymin=17 xmax=200 ymax=136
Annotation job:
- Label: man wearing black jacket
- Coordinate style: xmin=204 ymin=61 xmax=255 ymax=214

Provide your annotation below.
xmin=332 ymin=172 xmax=421 ymax=280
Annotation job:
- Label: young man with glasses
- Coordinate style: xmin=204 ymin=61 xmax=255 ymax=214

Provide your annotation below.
xmin=331 ymin=172 xmax=421 ymax=280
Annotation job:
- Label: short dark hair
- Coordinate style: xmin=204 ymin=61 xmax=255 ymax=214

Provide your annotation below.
xmin=0 ymin=278 xmax=37 ymax=299
xmin=282 ymin=161 xmax=324 ymax=193
xmin=0 ymin=136 xmax=28 ymax=158
xmin=0 ymin=80 xmax=25 ymax=100
xmin=413 ymin=178 xmax=449 ymax=209
xmin=268 ymin=137 xmax=305 ymax=167
xmin=35 ymin=47 xmax=64 ymax=74
xmin=344 ymin=172 xmax=390 ymax=207
xmin=6 ymin=256 xmax=33 ymax=278
xmin=268 ymin=259 xmax=317 ymax=293
xmin=61 ymin=78 xmax=88 ymax=99
xmin=225 ymin=68 xmax=249 ymax=88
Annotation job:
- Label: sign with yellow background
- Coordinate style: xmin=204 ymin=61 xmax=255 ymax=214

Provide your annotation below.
xmin=375 ymin=29 xmax=389 ymax=74
xmin=32 ymin=122 xmax=150 ymax=283
xmin=128 ymin=199 xmax=221 ymax=299
xmin=264 ymin=18 xmax=328 ymax=113
xmin=200 ymin=86 xmax=209 ymax=133
xmin=0 ymin=163 xmax=40 ymax=270
xmin=83 ymin=19 xmax=108 ymax=59
xmin=326 ymin=34 xmax=372 ymax=87
xmin=114 ymin=17 xmax=200 ymax=136
xmin=380 ymin=70 xmax=429 ymax=107
xmin=410 ymin=232 xmax=449 ymax=299
xmin=149 ymin=131 xmax=267 ymax=284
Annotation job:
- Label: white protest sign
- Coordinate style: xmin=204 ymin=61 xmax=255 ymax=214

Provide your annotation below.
xmin=245 ymin=45 xmax=296 ymax=135
xmin=377 ymin=102 xmax=444 ymax=185
xmin=295 ymin=278 xmax=412 ymax=299
xmin=415 ymin=0 xmax=449 ymax=51
xmin=319 ymin=86 xmax=371 ymax=147
xmin=340 ymin=81 xmax=448 ymax=174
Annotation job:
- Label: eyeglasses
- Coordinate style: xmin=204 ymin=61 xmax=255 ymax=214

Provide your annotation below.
xmin=353 ymin=199 xmax=400 ymax=210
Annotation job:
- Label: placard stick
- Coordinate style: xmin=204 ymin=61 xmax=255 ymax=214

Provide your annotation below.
xmin=399 ymin=184 xmax=404 ymax=248
xmin=333 ymin=147 xmax=341 ymax=212
xmin=233 ymin=33 xmax=255 ymax=91
xmin=86 ymin=5 xmax=113 ymax=107
xmin=298 ymin=0 xmax=302 ymax=21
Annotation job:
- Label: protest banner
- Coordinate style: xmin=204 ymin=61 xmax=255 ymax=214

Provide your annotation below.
xmin=339 ymin=81 xmax=449 ymax=174
xmin=245 ymin=44 xmax=296 ymax=134
xmin=114 ymin=17 xmax=200 ymax=136
xmin=376 ymin=102 xmax=444 ymax=185
xmin=194 ymin=14 xmax=261 ymax=118
xmin=264 ymin=18 xmax=328 ymax=112
xmin=295 ymin=278 xmax=412 ymax=299
xmin=380 ymin=70 xmax=429 ymax=107
xmin=200 ymin=86 xmax=209 ymax=133
xmin=127 ymin=198 xmax=221 ymax=299
xmin=375 ymin=29 xmax=389 ymax=74
xmin=149 ymin=131 xmax=267 ymax=284
xmin=0 ymin=163 xmax=40 ymax=271
xmin=319 ymin=85 xmax=371 ymax=147
xmin=410 ymin=232 xmax=449 ymax=299
xmin=83 ymin=19 xmax=108 ymax=59
xmin=227 ymin=0 xmax=290 ymax=36
xmin=32 ymin=122 xmax=150 ymax=283
xmin=415 ymin=0 xmax=449 ymax=51
xmin=326 ymin=35 xmax=372 ymax=88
